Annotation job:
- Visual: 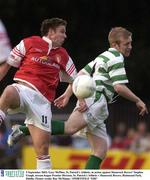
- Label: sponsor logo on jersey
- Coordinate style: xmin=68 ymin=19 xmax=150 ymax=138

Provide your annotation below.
xmin=39 ymin=56 xmax=49 ymax=61
xmin=31 ymin=56 xmax=60 ymax=69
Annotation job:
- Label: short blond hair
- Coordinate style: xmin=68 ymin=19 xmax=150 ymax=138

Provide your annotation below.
xmin=108 ymin=27 xmax=132 ymax=46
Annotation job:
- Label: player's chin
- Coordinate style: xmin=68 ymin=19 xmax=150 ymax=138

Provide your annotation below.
xmin=59 ymin=40 xmax=65 ymax=46
xmin=124 ymin=52 xmax=131 ymax=57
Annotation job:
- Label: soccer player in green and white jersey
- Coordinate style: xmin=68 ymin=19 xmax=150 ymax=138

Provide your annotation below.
xmin=7 ymin=27 xmax=148 ymax=169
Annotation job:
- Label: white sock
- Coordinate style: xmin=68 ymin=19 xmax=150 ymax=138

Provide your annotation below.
xmin=36 ymin=155 xmax=51 ymax=169
xmin=0 ymin=109 xmax=6 ymax=125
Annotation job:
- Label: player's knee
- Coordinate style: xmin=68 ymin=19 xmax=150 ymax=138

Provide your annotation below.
xmin=0 ymin=85 xmax=18 ymax=108
xmin=65 ymin=127 xmax=75 ymax=135
xmin=93 ymin=147 xmax=108 ymax=159
xmin=2 ymin=85 xmax=17 ymax=101
xmin=65 ymin=123 xmax=77 ymax=135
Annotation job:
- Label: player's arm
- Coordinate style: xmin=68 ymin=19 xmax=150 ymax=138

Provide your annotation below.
xmin=0 ymin=40 xmax=25 ymax=81
xmin=54 ymin=83 xmax=73 ymax=108
xmin=0 ymin=62 xmax=11 ymax=81
xmin=55 ymin=70 xmax=87 ymax=109
xmin=114 ymin=84 xmax=148 ymax=116
xmin=55 ymin=52 xmax=77 ymax=108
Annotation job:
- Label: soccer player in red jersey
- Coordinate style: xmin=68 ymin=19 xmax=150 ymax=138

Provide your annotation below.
xmin=0 ymin=18 xmax=77 ymax=169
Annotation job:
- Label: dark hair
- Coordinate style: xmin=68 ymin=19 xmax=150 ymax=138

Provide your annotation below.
xmin=40 ymin=18 xmax=67 ymax=36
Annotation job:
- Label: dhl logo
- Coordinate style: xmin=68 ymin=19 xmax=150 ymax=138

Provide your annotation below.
xmin=67 ymin=154 xmax=146 ymax=169
xmin=101 ymin=156 xmax=145 ymax=169
xmin=22 ymin=146 xmax=150 ymax=169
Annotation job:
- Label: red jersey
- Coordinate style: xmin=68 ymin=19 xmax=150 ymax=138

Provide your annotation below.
xmin=7 ymin=36 xmax=77 ymax=102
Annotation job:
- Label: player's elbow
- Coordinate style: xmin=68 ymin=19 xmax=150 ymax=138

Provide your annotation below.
xmin=114 ymin=84 xmax=125 ymax=94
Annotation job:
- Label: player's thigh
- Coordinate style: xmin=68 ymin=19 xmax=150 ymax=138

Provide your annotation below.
xmin=65 ymin=110 xmax=87 ymax=134
xmin=0 ymin=85 xmax=20 ymax=109
xmin=87 ymin=133 xmax=108 ymax=159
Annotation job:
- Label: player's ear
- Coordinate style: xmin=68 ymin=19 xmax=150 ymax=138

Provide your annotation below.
xmin=48 ymin=29 xmax=55 ymax=36
xmin=48 ymin=29 xmax=55 ymax=40
xmin=112 ymin=42 xmax=120 ymax=49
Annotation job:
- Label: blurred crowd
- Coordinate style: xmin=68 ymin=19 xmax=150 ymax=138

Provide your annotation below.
xmin=110 ymin=121 xmax=150 ymax=152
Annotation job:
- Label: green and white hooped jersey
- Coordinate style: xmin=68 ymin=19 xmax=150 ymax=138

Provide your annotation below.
xmin=81 ymin=48 xmax=128 ymax=102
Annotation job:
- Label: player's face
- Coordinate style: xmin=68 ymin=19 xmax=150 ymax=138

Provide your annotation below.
xmin=115 ymin=36 xmax=132 ymax=57
xmin=49 ymin=25 xmax=67 ymax=47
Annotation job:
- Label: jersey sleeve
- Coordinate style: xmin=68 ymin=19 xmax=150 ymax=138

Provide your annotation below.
xmin=107 ymin=57 xmax=129 ymax=85
xmin=59 ymin=49 xmax=77 ymax=83
xmin=7 ymin=40 xmax=26 ymax=68
xmin=81 ymin=60 xmax=95 ymax=75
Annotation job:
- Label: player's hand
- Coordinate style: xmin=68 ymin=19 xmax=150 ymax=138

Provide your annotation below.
xmin=77 ymin=99 xmax=88 ymax=112
xmin=136 ymin=100 xmax=148 ymax=116
xmin=54 ymin=94 xmax=70 ymax=108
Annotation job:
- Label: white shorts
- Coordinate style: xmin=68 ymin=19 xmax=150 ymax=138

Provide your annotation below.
xmin=76 ymin=94 xmax=109 ymax=141
xmin=8 ymin=83 xmax=52 ymax=132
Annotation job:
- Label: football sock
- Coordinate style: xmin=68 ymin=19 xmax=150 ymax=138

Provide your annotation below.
xmin=19 ymin=120 xmax=65 ymax=135
xmin=51 ymin=120 xmax=65 ymax=135
xmin=20 ymin=125 xmax=30 ymax=135
xmin=85 ymin=155 xmax=102 ymax=169
xmin=36 ymin=155 xmax=51 ymax=169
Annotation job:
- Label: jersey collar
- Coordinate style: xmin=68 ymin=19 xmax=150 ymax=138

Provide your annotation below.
xmin=108 ymin=47 xmax=124 ymax=59
xmin=42 ymin=36 xmax=59 ymax=50
xmin=42 ymin=36 xmax=52 ymax=54
xmin=108 ymin=47 xmax=119 ymax=52
xmin=42 ymin=36 xmax=52 ymax=46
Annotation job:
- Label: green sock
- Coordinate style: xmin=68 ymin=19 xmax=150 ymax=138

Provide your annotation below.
xmin=85 ymin=155 xmax=102 ymax=169
xmin=20 ymin=126 xmax=30 ymax=135
xmin=19 ymin=120 xmax=65 ymax=136
xmin=51 ymin=120 xmax=65 ymax=135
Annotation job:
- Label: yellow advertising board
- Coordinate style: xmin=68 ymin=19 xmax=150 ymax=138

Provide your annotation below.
xmin=22 ymin=146 xmax=150 ymax=169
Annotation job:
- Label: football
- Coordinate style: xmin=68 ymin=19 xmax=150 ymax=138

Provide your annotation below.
xmin=72 ymin=75 xmax=96 ymax=98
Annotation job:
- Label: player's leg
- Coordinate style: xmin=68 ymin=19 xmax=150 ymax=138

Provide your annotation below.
xmin=14 ymin=110 xmax=87 ymax=135
xmin=83 ymin=94 xmax=109 ymax=169
xmin=64 ymin=110 xmax=87 ymax=135
xmin=85 ymin=132 xmax=108 ymax=169
xmin=7 ymin=120 xmax=65 ymax=147
xmin=9 ymin=120 xmax=64 ymax=136
xmin=8 ymin=110 xmax=86 ymax=143
xmin=23 ymin=87 xmax=52 ymax=169
xmin=0 ymin=85 xmax=20 ymax=124
xmin=28 ymin=124 xmax=51 ymax=169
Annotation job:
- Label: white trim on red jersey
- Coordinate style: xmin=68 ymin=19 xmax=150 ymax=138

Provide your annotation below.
xmin=7 ymin=40 xmax=25 ymax=67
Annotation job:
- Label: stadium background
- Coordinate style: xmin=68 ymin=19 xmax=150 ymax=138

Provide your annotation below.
xmin=0 ymin=0 xmax=150 ymax=169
